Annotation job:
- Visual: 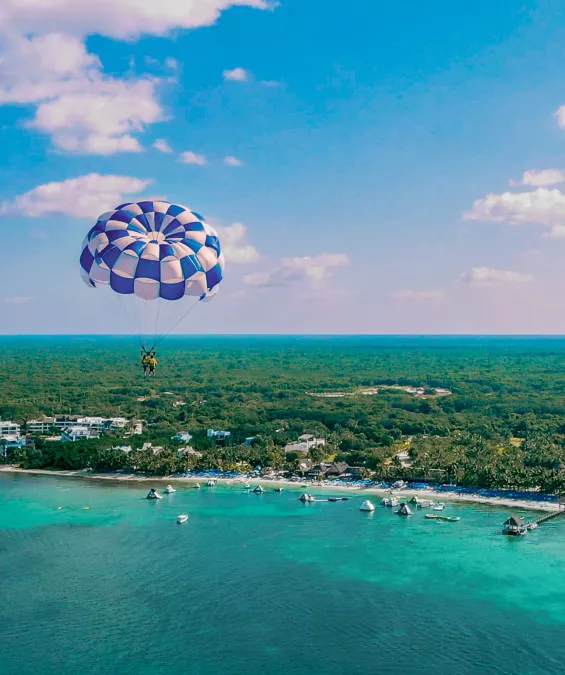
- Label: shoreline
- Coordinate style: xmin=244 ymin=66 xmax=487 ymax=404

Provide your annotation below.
xmin=0 ymin=466 xmax=559 ymax=513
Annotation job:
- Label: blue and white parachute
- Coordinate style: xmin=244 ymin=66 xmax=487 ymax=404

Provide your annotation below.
xmin=80 ymin=200 xmax=224 ymax=301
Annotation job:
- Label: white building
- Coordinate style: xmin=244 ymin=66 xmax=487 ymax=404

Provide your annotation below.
xmin=106 ymin=418 xmax=128 ymax=430
xmin=27 ymin=417 xmax=56 ymax=434
xmin=285 ymin=434 xmax=326 ymax=454
xmin=0 ymin=421 xmax=20 ymax=438
xmin=77 ymin=417 xmax=106 ymax=432
xmin=132 ymin=420 xmax=143 ymax=435
xmin=207 ymin=429 xmax=231 ymax=441
xmin=61 ymin=426 xmax=98 ymax=442
xmin=53 ymin=416 xmax=80 ymax=430
xmin=174 ymin=431 xmax=192 ymax=442
xmin=0 ymin=435 xmax=26 ymax=455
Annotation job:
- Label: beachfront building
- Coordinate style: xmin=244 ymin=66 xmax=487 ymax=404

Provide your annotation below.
xmin=27 ymin=416 xmax=56 ymax=434
xmin=0 ymin=435 xmax=26 ymax=455
xmin=61 ymin=426 xmax=99 ymax=442
xmin=105 ymin=418 xmax=128 ymax=430
xmin=285 ymin=434 xmax=326 ymax=455
xmin=77 ymin=417 xmax=106 ymax=432
xmin=174 ymin=431 xmax=193 ymax=443
xmin=0 ymin=421 xmax=21 ymax=438
xmin=207 ymin=429 xmax=231 ymax=441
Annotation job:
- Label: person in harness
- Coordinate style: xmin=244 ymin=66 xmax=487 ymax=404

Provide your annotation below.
xmin=148 ymin=351 xmax=158 ymax=377
xmin=141 ymin=350 xmax=151 ymax=376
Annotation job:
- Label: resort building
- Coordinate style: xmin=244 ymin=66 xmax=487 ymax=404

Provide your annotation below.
xmin=0 ymin=421 xmax=21 ymax=438
xmin=27 ymin=416 xmax=56 ymax=434
xmin=0 ymin=435 xmax=26 ymax=455
xmin=284 ymin=434 xmax=326 ymax=454
xmin=77 ymin=417 xmax=106 ymax=432
xmin=61 ymin=426 xmax=99 ymax=442
xmin=207 ymin=429 xmax=231 ymax=441
xmin=174 ymin=431 xmax=193 ymax=442
xmin=105 ymin=418 xmax=128 ymax=430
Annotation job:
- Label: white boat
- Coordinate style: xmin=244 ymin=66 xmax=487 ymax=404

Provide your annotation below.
xmin=207 ymin=480 xmax=216 ymax=487
xmin=193 ymin=483 xmax=201 ymax=489
xmin=253 ymin=485 xmax=264 ymax=493
xmin=433 ymin=503 xmax=446 ymax=511
xmin=299 ymin=493 xmax=315 ymax=503
xmin=164 ymin=485 xmax=176 ymax=494
xmin=360 ymin=500 xmax=375 ymax=512
xmin=146 ymin=488 xmax=162 ymax=500
xmin=396 ymin=502 xmax=412 ymax=516
xmin=381 ymin=497 xmax=399 ymax=507
xmin=177 ymin=514 xmax=189 ymax=524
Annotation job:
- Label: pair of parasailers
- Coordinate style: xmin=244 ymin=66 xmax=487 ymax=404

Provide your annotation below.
xmin=141 ymin=350 xmax=158 ymax=376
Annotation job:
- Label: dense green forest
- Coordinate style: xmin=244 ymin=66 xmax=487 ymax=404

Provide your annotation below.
xmin=4 ymin=335 xmax=565 ymax=492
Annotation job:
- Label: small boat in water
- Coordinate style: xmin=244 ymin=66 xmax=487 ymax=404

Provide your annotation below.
xmin=207 ymin=480 xmax=216 ymax=487
xmin=433 ymin=503 xmax=446 ymax=511
xmin=274 ymin=487 xmax=284 ymax=492
xmin=396 ymin=502 xmax=412 ymax=516
xmin=177 ymin=514 xmax=189 ymax=524
xmin=360 ymin=500 xmax=375 ymax=512
xmin=253 ymin=485 xmax=264 ymax=493
xmin=381 ymin=497 xmax=399 ymax=507
xmin=164 ymin=485 xmax=176 ymax=494
xmin=243 ymin=483 xmax=251 ymax=490
xmin=146 ymin=488 xmax=162 ymax=500
xmin=425 ymin=514 xmax=460 ymax=522
xmin=194 ymin=483 xmax=201 ymax=489
xmin=299 ymin=493 xmax=316 ymax=503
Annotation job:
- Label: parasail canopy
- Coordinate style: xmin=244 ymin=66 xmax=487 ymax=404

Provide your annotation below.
xmin=79 ymin=200 xmax=224 ymax=301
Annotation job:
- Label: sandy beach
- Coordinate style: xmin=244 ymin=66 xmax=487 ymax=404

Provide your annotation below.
xmin=1 ymin=465 xmax=560 ymax=513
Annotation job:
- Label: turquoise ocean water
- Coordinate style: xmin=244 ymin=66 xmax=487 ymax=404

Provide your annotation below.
xmin=1 ymin=473 xmax=565 ymax=674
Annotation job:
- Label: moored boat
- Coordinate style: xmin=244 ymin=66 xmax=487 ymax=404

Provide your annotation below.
xmin=146 ymin=488 xmax=162 ymax=500
xmin=360 ymin=500 xmax=375 ymax=512
xmin=194 ymin=483 xmax=201 ymax=489
xmin=425 ymin=514 xmax=460 ymax=522
xmin=207 ymin=480 xmax=216 ymax=487
xmin=299 ymin=493 xmax=315 ymax=503
xmin=177 ymin=514 xmax=189 ymax=524
xmin=274 ymin=487 xmax=284 ymax=492
xmin=164 ymin=485 xmax=176 ymax=494
xmin=433 ymin=503 xmax=446 ymax=511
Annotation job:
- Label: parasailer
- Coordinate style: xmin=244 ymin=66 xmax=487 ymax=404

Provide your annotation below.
xmin=79 ymin=200 xmax=224 ymax=371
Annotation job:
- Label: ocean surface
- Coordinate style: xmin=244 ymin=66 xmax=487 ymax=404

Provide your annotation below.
xmin=2 ymin=474 xmax=565 ymax=674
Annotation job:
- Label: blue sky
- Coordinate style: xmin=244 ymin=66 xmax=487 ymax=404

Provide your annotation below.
xmin=2 ymin=0 xmax=565 ymax=334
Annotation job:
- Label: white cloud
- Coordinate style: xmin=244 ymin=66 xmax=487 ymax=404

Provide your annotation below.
xmin=179 ymin=150 xmax=206 ymax=165
xmin=1 ymin=173 xmax=151 ymax=219
xmin=555 ymin=105 xmax=565 ymax=128
xmin=0 ymin=2 xmax=270 ymax=153
xmin=458 ymin=267 xmax=534 ymax=287
xmin=244 ymin=253 xmax=350 ymax=290
xmin=224 ymin=155 xmax=243 ymax=166
xmin=153 ymin=138 xmax=173 ymax=153
xmin=223 ymin=67 xmax=250 ymax=82
xmin=544 ymin=225 xmax=565 ymax=239
xmin=464 ymin=188 xmax=565 ymax=228
xmin=393 ymin=289 xmax=444 ymax=302
xmin=4 ymin=296 xmax=32 ymax=304
xmin=215 ymin=222 xmax=260 ymax=264
xmin=511 ymin=169 xmax=565 ymax=188
xmin=0 ymin=34 xmax=162 ymax=154
xmin=0 ymin=1 xmax=270 ymax=40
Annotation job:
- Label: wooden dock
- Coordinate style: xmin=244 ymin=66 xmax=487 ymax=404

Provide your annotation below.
xmin=535 ymin=505 xmax=565 ymax=526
